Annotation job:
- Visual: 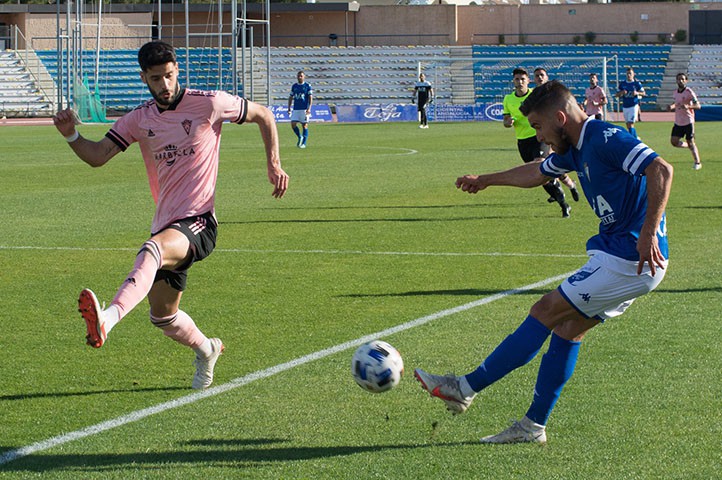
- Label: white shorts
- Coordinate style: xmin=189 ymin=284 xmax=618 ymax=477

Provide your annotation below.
xmin=559 ymin=250 xmax=667 ymax=320
xmin=290 ymin=109 xmax=309 ymax=124
xmin=623 ymin=106 xmax=639 ymax=124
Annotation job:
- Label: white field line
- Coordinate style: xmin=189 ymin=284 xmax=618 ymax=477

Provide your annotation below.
xmin=0 ymin=245 xmax=585 ymax=259
xmin=0 ymin=270 xmax=573 ymax=466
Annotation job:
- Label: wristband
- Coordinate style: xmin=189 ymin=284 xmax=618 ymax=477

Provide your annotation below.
xmin=65 ymin=131 xmax=80 ymax=143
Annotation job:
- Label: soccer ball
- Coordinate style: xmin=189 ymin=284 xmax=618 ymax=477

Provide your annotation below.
xmin=351 ymin=340 xmax=404 ymax=393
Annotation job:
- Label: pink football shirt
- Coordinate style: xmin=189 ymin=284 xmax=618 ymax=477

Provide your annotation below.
xmin=106 ymin=89 xmax=247 ymax=233
xmin=672 ymin=87 xmax=698 ymax=126
xmin=584 ymin=86 xmax=607 ymax=116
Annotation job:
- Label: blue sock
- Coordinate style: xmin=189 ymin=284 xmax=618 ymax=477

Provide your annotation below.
xmin=292 ymin=126 xmax=301 ymax=140
xmin=630 ymin=127 xmax=638 ymax=139
xmin=525 ymin=333 xmax=581 ymax=426
xmin=464 ymin=315 xmax=551 ymax=392
xmin=302 ymin=129 xmax=309 ymax=145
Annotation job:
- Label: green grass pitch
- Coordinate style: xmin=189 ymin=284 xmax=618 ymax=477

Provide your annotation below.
xmin=0 ymin=119 xmax=720 ymax=478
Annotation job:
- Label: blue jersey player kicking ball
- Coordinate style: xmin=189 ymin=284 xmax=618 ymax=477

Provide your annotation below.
xmin=414 ymin=80 xmax=673 ymax=444
xmin=288 ymin=70 xmax=313 ymax=148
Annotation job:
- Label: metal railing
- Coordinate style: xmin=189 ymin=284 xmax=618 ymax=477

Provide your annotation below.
xmin=10 ymin=26 xmax=59 ymax=114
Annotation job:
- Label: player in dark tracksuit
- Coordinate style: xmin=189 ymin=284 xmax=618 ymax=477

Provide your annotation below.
xmin=414 ymin=73 xmax=434 ymax=129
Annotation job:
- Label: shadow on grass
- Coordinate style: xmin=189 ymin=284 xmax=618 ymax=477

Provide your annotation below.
xmin=262 ymin=203 xmax=509 ymax=211
xmin=0 ymin=386 xmax=188 ymax=402
xmin=219 ymin=215 xmax=510 ymax=225
xmin=0 ymin=438 xmax=480 ymax=473
xmin=343 ymin=285 xmax=722 ymax=299
xmin=341 ymin=288 xmax=550 ymax=298
xmin=655 ymin=286 xmax=722 ymax=294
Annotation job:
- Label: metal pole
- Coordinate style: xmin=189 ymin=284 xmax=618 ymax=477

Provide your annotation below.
xmin=249 ymin=26 xmax=253 ymax=101
xmin=185 ymin=0 xmax=190 ymax=87
xmin=232 ymin=0 xmax=238 ymax=96
xmin=265 ymin=0 xmax=270 ymax=106
xmin=77 ymin=0 xmax=83 ymax=81
xmin=241 ymin=0 xmax=247 ymax=93
xmin=157 ymin=0 xmax=162 ymax=40
xmin=602 ymin=56 xmax=608 ymax=121
xmin=66 ymin=0 xmax=71 ymax=105
xmin=217 ymin=0 xmax=223 ymax=91
xmin=56 ymin=0 xmax=62 ymax=110
xmin=94 ymin=0 xmax=102 ymax=90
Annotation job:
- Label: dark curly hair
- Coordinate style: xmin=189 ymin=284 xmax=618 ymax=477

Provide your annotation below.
xmin=138 ymin=41 xmax=177 ymax=72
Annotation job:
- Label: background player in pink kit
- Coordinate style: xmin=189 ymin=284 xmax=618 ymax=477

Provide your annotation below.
xmin=668 ymin=72 xmax=702 ymax=170
xmin=52 ymin=41 xmax=289 ymax=389
xmin=583 ymin=73 xmax=607 ymax=120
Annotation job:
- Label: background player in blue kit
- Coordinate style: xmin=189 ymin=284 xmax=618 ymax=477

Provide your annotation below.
xmin=616 ymin=67 xmax=645 ymax=139
xmin=287 ymin=70 xmax=313 ymax=148
xmin=415 ymin=80 xmax=673 ymax=444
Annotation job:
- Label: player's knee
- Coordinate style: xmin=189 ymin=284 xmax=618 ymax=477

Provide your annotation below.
xmin=529 ymin=297 xmax=550 ymax=320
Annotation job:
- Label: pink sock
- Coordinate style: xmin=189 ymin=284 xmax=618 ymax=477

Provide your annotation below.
xmin=111 ymin=240 xmax=162 ymax=319
xmin=150 ymin=310 xmax=208 ymax=349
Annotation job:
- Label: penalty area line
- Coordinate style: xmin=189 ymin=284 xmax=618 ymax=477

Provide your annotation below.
xmin=0 ymin=270 xmax=573 ymax=466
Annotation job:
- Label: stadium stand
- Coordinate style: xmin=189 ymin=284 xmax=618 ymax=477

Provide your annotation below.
xmin=30 ymin=44 xmax=722 ymax=116
xmin=35 ymin=46 xmax=452 ymax=112
xmin=471 ymin=45 xmax=671 ymax=112
xmin=35 ymin=48 xmax=236 ymax=114
xmin=0 ymin=51 xmax=54 ymax=117
xmin=687 ymin=45 xmax=722 ymax=103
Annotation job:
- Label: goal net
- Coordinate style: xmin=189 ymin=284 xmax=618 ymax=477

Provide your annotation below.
xmin=420 ymin=56 xmax=619 ymax=121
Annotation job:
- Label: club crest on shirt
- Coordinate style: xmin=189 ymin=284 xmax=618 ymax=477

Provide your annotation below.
xmin=182 ymin=119 xmax=192 ymax=135
xmin=147 ymin=128 xmax=155 ymax=137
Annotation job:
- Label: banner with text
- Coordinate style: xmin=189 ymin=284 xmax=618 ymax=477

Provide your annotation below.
xmin=269 ymin=104 xmax=334 ymax=123
xmin=334 ymin=103 xmax=504 ymax=123
xmin=335 ymin=104 xmax=417 ymax=123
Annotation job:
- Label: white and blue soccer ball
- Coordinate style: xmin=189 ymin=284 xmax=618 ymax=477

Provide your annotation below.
xmin=351 ymin=340 xmax=404 ymax=393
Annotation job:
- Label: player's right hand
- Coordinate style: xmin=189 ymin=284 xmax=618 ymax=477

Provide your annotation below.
xmin=455 ymin=175 xmax=486 ymax=194
xmin=269 ymin=166 xmax=289 ymax=199
xmin=52 ymin=108 xmax=79 ymax=137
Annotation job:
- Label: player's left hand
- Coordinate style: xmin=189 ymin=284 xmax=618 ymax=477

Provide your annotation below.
xmin=268 ymin=166 xmax=289 ymax=199
xmin=636 ymin=234 xmax=665 ymax=276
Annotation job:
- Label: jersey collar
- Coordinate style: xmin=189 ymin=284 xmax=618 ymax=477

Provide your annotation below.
xmin=576 ymin=116 xmax=594 ymax=150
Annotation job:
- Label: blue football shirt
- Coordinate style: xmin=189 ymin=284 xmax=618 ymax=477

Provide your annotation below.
xmin=618 ymin=80 xmax=644 ymax=109
xmin=290 ymin=82 xmax=313 ymax=110
xmin=540 ymin=118 xmax=668 ymax=262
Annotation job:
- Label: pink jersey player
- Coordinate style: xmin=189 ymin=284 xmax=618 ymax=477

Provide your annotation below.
xmin=671 ymin=86 xmax=698 ymax=126
xmin=53 ymin=41 xmax=288 ymax=390
xmin=584 ymin=74 xmax=607 ymax=119
xmin=668 ymin=73 xmax=701 ymax=170
xmin=107 ymin=88 xmax=248 ymax=233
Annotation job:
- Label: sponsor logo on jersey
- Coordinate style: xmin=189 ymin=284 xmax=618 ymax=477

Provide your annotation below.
xmin=602 ymin=127 xmax=621 ymax=143
xmin=155 ymin=144 xmax=196 ymax=166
